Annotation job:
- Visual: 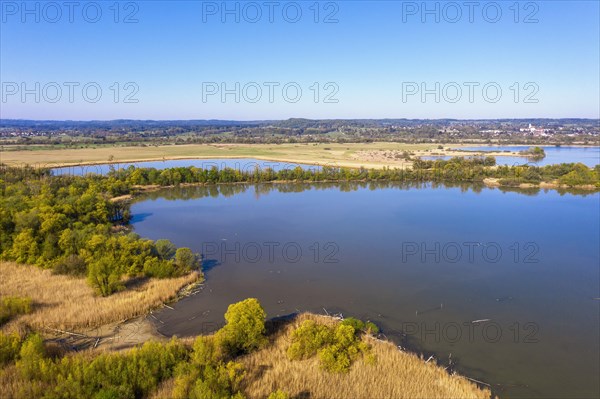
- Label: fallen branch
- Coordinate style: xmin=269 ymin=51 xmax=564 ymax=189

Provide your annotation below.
xmin=464 ymin=376 xmax=491 ymax=387
xmin=45 ymin=327 xmax=88 ymax=338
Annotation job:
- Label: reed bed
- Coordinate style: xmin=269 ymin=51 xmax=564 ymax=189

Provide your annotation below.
xmin=0 ymin=261 xmax=199 ymax=332
xmin=240 ymin=314 xmax=491 ymax=399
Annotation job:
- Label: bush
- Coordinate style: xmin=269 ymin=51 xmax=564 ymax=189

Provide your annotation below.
xmin=318 ymin=325 xmax=371 ymax=373
xmin=364 ymin=321 xmax=379 ymax=335
xmin=16 ymin=333 xmax=46 ymax=380
xmin=0 ymin=296 xmax=32 ymax=325
xmin=191 ymin=335 xmax=224 ymax=366
xmin=143 ymin=257 xmax=176 ymax=278
xmin=155 ymin=239 xmax=176 ymax=260
xmin=0 ymin=332 xmax=23 ymax=365
xmin=52 ymin=254 xmax=87 ymax=276
xmin=175 ymin=247 xmax=201 ymax=272
xmin=87 ymin=257 xmax=124 ymax=296
xmin=341 ymin=317 xmax=365 ymax=331
xmin=268 ymin=390 xmax=290 ymax=399
xmin=218 ymin=298 xmax=267 ymax=356
xmin=287 ymin=318 xmax=374 ymax=373
xmin=287 ymin=320 xmax=333 ymax=360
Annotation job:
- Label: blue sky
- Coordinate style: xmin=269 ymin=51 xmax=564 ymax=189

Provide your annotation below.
xmin=1 ymin=1 xmax=599 ymax=120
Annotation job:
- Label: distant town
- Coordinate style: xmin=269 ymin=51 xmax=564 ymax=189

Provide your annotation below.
xmin=0 ymin=119 xmax=598 ymax=148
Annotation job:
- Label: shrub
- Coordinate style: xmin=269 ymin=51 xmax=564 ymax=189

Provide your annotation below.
xmin=268 ymin=390 xmax=290 ymax=399
xmin=143 ymin=257 xmax=176 ymax=278
xmin=0 ymin=332 xmax=23 ymax=365
xmin=175 ymin=247 xmax=201 ymax=272
xmin=87 ymin=257 xmax=124 ymax=296
xmin=341 ymin=317 xmax=365 ymax=331
xmin=16 ymin=333 xmax=46 ymax=380
xmin=364 ymin=321 xmax=379 ymax=335
xmin=0 ymin=296 xmax=32 ymax=325
xmin=287 ymin=318 xmax=374 ymax=373
xmin=186 ymin=361 xmax=245 ymax=399
xmin=191 ymin=335 xmax=224 ymax=366
xmin=52 ymin=254 xmax=87 ymax=276
xmin=287 ymin=320 xmax=333 ymax=360
xmin=218 ymin=298 xmax=267 ymax=356
xmin=155 ymin=239 xmax=176 ymax=260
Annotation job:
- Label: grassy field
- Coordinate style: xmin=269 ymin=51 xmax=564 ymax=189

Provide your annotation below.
xmin=0 ymin=261 xmax=200 ymax=333
xmin=0 ymin=142 xmax=440 ymax=169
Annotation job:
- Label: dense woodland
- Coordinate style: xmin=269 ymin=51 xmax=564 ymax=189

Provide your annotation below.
xmin=0 ymin=166 xmax=200 ymax=296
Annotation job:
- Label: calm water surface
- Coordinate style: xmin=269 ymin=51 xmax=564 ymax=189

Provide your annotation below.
xmin=51 ymin=158 xmax=319 ymax=176
xmin=438 ymin=146 xmax=600 ymax=167
xmin=131 ymin=182 xmax=600 ymax=399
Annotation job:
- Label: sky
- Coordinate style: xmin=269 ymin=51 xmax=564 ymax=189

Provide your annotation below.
xmin=1 ymin=0 xmax=599 ymax=120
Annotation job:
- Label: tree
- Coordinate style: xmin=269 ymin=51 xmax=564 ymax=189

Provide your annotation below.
xmin=10 ymin=229 xmax=39 ymax=264
xmin=175 ymin=247 xmax=200 ymax=272
xmin=16 ymin=334 xmax=46 ymax=379
xmin=87 ymin=257 xmax=124 ymax=296
xmin=218 ymin=298 xmax=266 ymax=355
xmin=155 ymin=239 xmax=176 ymax=260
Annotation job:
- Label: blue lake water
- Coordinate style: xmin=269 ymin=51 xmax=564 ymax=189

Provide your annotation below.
xmin=51 ymin=158 xmax=320 ymax=176
xmin=131 ymin=182 xmax=600 ymax=399
xmin=437 ymin=146 xmax=600 ymax=167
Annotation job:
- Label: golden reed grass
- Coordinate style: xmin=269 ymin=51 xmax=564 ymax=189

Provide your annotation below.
xmin=1 ymin=262 xmax=490 ymax=398
xmin=240 ymin=314 xmax=491 ymax=399
xmin=0 ymin=261 xmax=200 ymax=332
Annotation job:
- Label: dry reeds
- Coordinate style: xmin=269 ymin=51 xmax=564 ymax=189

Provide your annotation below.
xmin=0 ymin=261 xmax=199 ymax=332
xmin=240 ymin=314 xmax=491 ymax=399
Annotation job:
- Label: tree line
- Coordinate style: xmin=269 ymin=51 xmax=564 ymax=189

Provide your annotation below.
xmin=106 ymin=157 xmax=599 ymax=187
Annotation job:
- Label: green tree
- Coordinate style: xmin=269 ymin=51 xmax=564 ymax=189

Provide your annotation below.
xmin=16 ymin=333 xmax=46 ymax=379
xmin=175 ymin=247 xmax=200 ymax=272
xmin=155 ymin=239 xmax=177 ymax=260
xmin=87 ymin=257 xmax=124 ymax=296
xmin=218 ymin=298 xmax=267 ymax=355
xmin=10 ymin=229 xmax=39 ymax=264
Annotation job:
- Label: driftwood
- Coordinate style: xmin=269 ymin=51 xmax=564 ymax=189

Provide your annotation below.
xmin=463 ymin=376 xmax=491 ymax=387
xmin=46 ymin=327 xmax=88 ymax=338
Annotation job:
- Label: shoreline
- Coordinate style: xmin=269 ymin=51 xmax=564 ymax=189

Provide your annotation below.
xmin=123 ymin=179 xmax=600 ymax=196
xmin=3 ymin=143 xmax=599 ymax=170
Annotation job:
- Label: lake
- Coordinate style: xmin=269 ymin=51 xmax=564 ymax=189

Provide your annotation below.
xmin=51 ymin=158 xmax=320 ymax=176
xmin=131 ymin=182 xmax=600 ymax=399
xmin=425 ymin=146 xmax=600 ymax=167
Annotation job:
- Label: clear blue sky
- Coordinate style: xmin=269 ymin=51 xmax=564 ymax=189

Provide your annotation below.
xmin=1 ymin=1 xmax=599 ymax=120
